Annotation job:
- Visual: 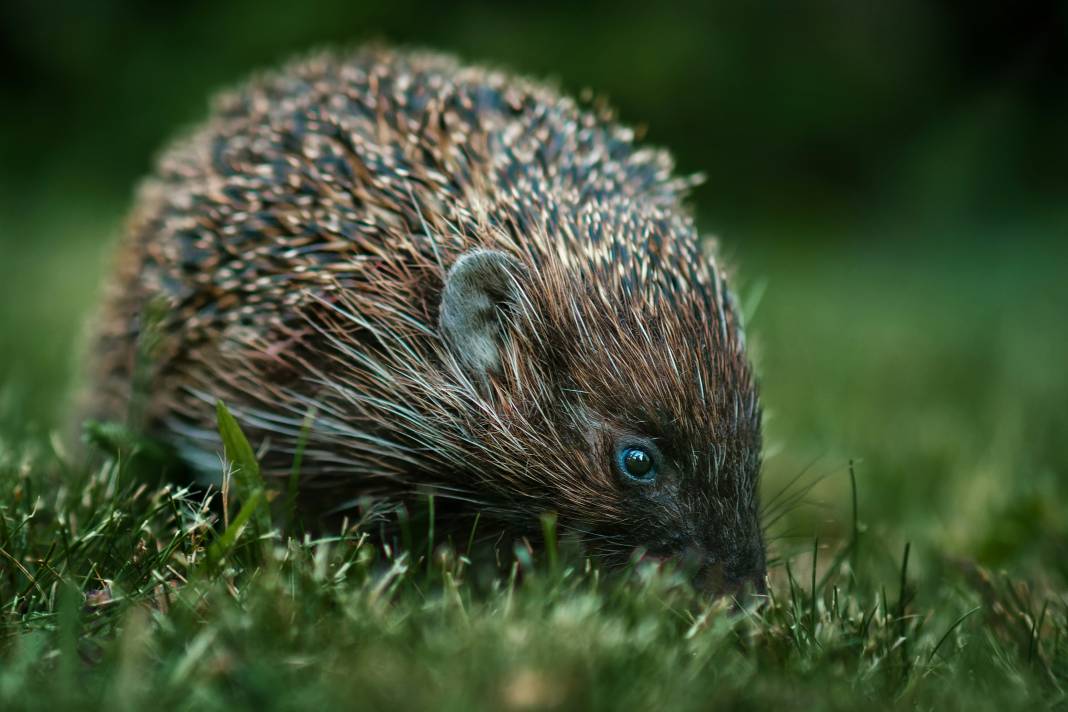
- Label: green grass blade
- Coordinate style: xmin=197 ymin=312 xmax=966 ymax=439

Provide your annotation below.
xmin=205 ymin=489 xmax=266 ymax=571
xmin=215 ymin=400 xmax=271 ymax=542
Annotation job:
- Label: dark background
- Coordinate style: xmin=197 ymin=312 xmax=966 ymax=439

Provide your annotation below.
xmin=3 ymin=1 xmax=1066 ymax=239
xmin=1 ymin=0 xmax=1065 ymax=566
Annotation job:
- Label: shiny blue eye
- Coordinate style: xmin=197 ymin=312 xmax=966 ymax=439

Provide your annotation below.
xmin=618 ymin=446 xmax=656 ymax=481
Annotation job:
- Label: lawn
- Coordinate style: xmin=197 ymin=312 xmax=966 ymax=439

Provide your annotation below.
xmin=1 ymin=214 xmax=1065 ymax=710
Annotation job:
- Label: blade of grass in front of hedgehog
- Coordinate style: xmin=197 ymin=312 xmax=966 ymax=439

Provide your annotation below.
xmin=214 ymin=400 xmax=270 ymax=562
xmin=285 ymin=405 xmax=317 ymax=534
xmin=205 ymin=488 xmax=266 ymax=572
xmin=540 ymin=511 xmax=559 ymax=577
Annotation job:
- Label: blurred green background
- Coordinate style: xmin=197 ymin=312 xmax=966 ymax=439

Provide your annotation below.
xmin=1 ymin=1 xmax=1065 ymax=576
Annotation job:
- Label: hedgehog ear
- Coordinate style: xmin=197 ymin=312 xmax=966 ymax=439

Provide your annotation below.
xmin=439 ymin=249 xmax=525 ymax=384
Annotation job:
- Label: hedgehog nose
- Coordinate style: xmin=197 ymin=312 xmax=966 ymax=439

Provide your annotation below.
xmin=695 ymin=561 xmax=767 ymax=598
xmin=692 ymin=546 xmax=767 ymax=598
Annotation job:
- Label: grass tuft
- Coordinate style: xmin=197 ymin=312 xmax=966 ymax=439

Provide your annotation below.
xmin=0 ymin=409 xmax=1064 ymax=710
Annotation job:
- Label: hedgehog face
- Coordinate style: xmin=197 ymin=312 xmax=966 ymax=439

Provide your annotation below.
xmin=440 ymin=246 xmax=765 ymax=596
xmin=591 ymin=419 xmax=766 ymax=595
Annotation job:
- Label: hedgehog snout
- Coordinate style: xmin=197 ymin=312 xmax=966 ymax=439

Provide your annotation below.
xmin=683 ymin=533 xmax=767 ymax=597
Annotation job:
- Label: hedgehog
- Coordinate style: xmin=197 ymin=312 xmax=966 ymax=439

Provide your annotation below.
xmin=86 ymin=47 xmax=766 ymax=594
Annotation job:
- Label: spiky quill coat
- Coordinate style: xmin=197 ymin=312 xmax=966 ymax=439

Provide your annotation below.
xmin=88 ymin=48 xmax=763 ymax=573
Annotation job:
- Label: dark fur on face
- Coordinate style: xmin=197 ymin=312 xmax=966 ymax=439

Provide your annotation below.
xmin=86 ymin=47 xmax=765 ymax=594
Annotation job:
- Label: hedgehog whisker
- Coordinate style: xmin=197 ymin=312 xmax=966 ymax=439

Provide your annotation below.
xmin=760 ymin=453 xmax=825 ymax=516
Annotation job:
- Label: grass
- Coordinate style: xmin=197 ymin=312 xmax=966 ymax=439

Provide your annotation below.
xmin=1 ymin=225 xmax=1066 ymax=710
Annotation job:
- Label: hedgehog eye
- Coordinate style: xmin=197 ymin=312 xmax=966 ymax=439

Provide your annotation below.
xmin=617 ymin=446 xmax=656 ymax=482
